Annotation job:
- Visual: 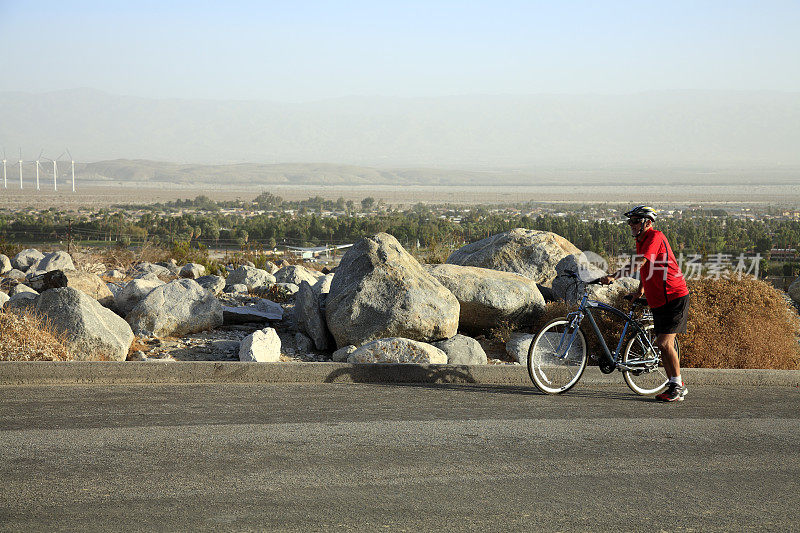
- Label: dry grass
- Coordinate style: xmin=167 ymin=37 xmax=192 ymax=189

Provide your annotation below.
xmin=681 ymin=277 xmax=800 ymax=369
xmin=0 ymin=309 xmax=72 ymax=361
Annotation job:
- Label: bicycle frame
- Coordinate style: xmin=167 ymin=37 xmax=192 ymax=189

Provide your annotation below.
xmin=555 ymin=290 xmax=658 ymax=372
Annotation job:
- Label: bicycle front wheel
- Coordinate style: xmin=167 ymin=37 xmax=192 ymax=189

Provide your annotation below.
xmin=527 ymin=318 xmax=588 ymax=394
xmin=622 ymin=324 xmax=675 ymax=395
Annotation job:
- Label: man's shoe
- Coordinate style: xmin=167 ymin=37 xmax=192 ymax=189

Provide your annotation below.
xmin=655 ymin=382 xmax=687 ymax=402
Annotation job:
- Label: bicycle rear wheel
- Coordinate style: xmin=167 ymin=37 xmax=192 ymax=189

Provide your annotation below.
xmin=527 ymin=318 xmax=588 ymax=394
xmin=621 ymin=324 xmax=675 ymax=395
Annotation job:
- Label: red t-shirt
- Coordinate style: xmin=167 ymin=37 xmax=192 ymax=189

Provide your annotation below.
xmin=636 ymin=228 xmax=689 ymax=309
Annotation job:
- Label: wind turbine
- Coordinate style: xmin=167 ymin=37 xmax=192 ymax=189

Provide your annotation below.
xmin=2 ymin=148 xmax=6 ymax=189
xmin=65 ymin=149 xmax=76 ymax=192
xmin=18 ymin=149 xmax=23 ymax=189
xmin=42 ymin=153 xmax=64 ymax=191
xmin=35 ymin=150 xmax=43 ymax=190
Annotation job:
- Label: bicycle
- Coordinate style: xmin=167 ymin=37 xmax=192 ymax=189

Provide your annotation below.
xmin=527 ymin=269 xmax=677 ymax=395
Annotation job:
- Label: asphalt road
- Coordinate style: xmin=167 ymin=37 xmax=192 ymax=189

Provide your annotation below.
xmin=1 ymin=382 xmax=798 ymax=532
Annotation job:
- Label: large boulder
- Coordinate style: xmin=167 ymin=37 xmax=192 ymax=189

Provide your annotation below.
xmin=347 ymin=337 xmax=448 ymax=364
xmin=115 ymin=277 xmax=165 ymax=316
xmin=432 ymin=334 xmax=488 ymax=365
xmin=325 ymin=233 xmax=459 ymax=348
xmin=9 ymin=283 xmax=38 ymax=297
xmin=179 ymin=263 xmax=206 ymax=279
xmin=427 ymin=264 xmax=545 ymax=329
xmin=239 ymin=327 xmax=281 ymax=362
xmin=7 ymin=287 xmax=134 ymax=361
xmin=12 ymin=249 xmax=45 ymax=272
xmin=63 ymin=271 xmax=115 ymax=307
xmin=294 ymin=280 xmax=332 ymax=351
xmin=0 ymin=291 xmax=9 ymax=308
xmin=551 ymin=253 xmax=639 ymax=304
xmin=446 ymin=228 xmax=580 ymax=286
xmin=37 ymin=251 xmax=76 ymax=273
xmin=275 ymin=265 xmax=320 ymax=286
xmin=126 ymin=279 xmax=223 ymax=338
xmin=0 ymin=254 xmax=11 ymax=275
xmin=225 ymin=265 xmax=276 ymax=291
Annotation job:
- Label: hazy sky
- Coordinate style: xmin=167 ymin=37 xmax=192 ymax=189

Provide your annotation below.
xmin=1 ymin=0 xmax=799 ymax=102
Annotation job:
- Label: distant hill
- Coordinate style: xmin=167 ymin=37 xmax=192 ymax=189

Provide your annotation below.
xmin=76 ymin=159 xmax=510 ymax=186
xmin=2 ymin=89 xmax=800 ymax=181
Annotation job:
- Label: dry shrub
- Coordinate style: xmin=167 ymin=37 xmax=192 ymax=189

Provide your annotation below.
xmin=0 ymin=309 xmax=72 ymax=361
xmin=681 ymin=277 xmax=800 ymax=369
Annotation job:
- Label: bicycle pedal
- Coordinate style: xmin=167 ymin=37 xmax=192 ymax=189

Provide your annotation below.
xmin=599 ymin=362 xmax=616 ymax=374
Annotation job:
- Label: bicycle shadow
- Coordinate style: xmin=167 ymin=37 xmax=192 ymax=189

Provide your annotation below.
xmin=323 ymin=364 xmax=652 ymax=401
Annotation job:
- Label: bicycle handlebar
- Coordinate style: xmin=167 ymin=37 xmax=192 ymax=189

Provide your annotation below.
xmin=562 ymin=269 xmax=606 ymax=285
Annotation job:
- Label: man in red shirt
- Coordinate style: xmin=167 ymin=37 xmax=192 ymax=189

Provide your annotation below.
xmin=600 ymin=206 xmax=690 ymax=402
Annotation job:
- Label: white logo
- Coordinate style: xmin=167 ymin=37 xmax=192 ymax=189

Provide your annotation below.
xmin=576 ymin=251 xmax=608 ymax=281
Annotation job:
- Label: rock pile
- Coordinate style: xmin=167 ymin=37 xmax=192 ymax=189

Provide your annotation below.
xmin=1 ymin=228 xmax=644 ymax=365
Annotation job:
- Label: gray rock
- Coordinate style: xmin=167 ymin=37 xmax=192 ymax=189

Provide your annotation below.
xmin=313 ymin=274 xmax=334 ymax=297
xmin=8 ymin=287 xmax=134 ymax=361
xmin=115 ymin=277 xmax=165 ymax=316
xmin=132 ymin=271 xmax=163 ymax=281
xmin=295 ymin=280 xmax=332 ymax=351
xmin=3 ymin=268 xmax=27 ymax=280
xmin=224 ymin=283 xmax=249 ymax=294
xmin=347 ymin=337 xmax=448 ymax=364
xmin=195 ymin=275 xmax=226 ymax=296
xmin=5 ymin=291 xmax=38 ymax=309
xmin=62 ymin=271 xmax=115 ymax=307
xmin=275 ymin=265 xmax=320 ymax=286
xmin=106 ymin=282 xmax=124 ymax=298
xmin=427 ymin=264 xmax=545 ymax=330
xmin=155 ymin=260 xmax=180 ymax=275
xmin=505 ymin=332 xmax=534 ymax=365
xmin=130 ymin=262 xmax=173 ymax=278
xmin=10 ymin=283 xmax=38 ymax=296
xmin=0 ymin=254 xmax=11 ymax=275
xmin=447 ymin=228 xmax=581 ymax=285
xmin=222 ymin=300 xmax=283 ymax=325
xmin=225 ymin=265 xmax=276 ymax=291
xmin=11 ymin=248 xmax=44 ymax=272
xmin=294 ymin=332 xmax=315 ymax=354
xmin=126 ymin=279 xmax=223 ymax=338
xmin=239 ymin=327 xmax=281 ymax=362
xmin=179 ymin=262 xmax=206 ymax=279
xmin=326 ymin=233 xmax=459 ymax=348
xmin=103 ymin=269 xmax=127 ymax=280
xmin=432 ymin=334 xmax=488 ymax=365
xmin=37 ymin=251 xmax=76 ymax=273
xmin=332 ymin=344 xmax=357 ymax=362
xmin=0 ymin=291 xmax=9 ymax=308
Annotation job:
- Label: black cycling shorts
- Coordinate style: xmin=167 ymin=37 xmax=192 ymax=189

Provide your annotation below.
xmin=651 ymin=294 xmax=689 ymax=335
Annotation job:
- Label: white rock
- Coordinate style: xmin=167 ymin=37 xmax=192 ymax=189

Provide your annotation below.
xmin=239 ymin=328 xmax=281 ymax=362
xmin=348 ymin=337 xmax=448 ymax=364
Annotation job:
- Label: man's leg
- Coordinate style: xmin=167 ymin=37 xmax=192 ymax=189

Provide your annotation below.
xmin=656 ymin=333 xmax=679 ymax=379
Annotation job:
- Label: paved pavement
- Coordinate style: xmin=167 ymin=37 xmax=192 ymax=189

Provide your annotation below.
xmin=1 ymin=382 xmax=798 ymax=531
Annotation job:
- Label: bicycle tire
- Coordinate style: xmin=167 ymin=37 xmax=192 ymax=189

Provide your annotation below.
xmin=527 ymin=317 xmax=588 ymax=394
xmin=621 ymin=324 xmax=676 ymax=395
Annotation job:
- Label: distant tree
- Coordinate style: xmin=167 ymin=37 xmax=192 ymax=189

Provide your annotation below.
xmin=361 ymin=197 xmax=375 ymax=211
